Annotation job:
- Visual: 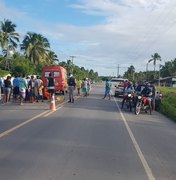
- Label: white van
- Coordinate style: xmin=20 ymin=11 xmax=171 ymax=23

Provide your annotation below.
xmin=111 ymin=78 xmax=128 ymax=87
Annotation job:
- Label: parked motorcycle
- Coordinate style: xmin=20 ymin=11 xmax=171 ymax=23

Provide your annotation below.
xmin=135 ymin=95 xmax=153 ymax=115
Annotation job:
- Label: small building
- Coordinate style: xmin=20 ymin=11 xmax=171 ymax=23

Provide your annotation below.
xmin=152 ymin=77 xmax=176 ymax=87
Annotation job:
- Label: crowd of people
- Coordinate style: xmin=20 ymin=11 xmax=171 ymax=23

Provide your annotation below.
xmin=0 ymin=75 xmax=43 ymax=105
xmin=67 ymin=75 xmax=91 ymax=103
xmin=0 ymin=74 xmax=92 ymax=105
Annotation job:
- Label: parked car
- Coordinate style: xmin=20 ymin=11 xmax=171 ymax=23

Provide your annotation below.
xmin=114 ymin=83 xmax=124 ymax=97
xmin=111 ymin=78 xmax=128 ymax=97
xmin=111 ymin=78 xmax=128 ymax=88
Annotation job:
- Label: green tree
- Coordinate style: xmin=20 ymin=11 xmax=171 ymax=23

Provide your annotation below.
xmin=11 ymin=55 xmax=34 ymax=76
xmin=123 ymin=65 xmax=135 ymax=81
xmin=45 ymin=50 xmax=59 ymax=65
xmin=21 ymin=32 xmax=50 ymax=67
xmin=148 ymin=53 xmax=161 ymax=78
xmin=160 ymin=59 xmax=176 ymax=77
xmin=0 ymin=19 xmax=20 ymax=50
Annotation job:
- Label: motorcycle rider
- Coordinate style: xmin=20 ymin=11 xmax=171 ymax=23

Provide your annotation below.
xmin=140 ymin=83 xmax=153 ymax=112
xmin=121 ymin=81 xmax=135 ymax=109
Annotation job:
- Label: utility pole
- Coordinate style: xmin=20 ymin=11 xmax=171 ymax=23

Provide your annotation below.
xmin=146 ymin=62 xmax=149 ymax=81
xmin=117 ymin=64 xmax=119 ymax=77
xmin=158 ymin=64 xmax=161 ymax=86
xmin=69 ymin=56 xmax=76 ymax=74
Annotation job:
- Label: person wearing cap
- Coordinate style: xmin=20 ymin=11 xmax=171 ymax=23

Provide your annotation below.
xmin=68 ymin=74 xmax=76 ymax=103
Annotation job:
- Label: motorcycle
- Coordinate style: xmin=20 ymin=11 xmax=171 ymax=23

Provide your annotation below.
xmin=135 ymin=94 xmax=153 ymax=115
xmin=121 ymin=92 xmax=135 ymax=112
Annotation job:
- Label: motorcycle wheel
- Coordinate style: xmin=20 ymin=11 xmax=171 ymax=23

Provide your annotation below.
xmin=129 ymin=100 xmax=132 ymax=112
xmin=135 ymin=102 xmax=141 ymax=115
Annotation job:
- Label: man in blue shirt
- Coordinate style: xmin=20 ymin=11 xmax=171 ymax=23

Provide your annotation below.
xmin=13 ymin=75 xmax=20 ymax=102
xmin=102 ymin=79 xmax=112 ymax=100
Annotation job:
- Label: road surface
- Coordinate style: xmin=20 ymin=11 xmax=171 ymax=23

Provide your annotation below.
xmin=0 ymin=83 xmax=176 ymax=180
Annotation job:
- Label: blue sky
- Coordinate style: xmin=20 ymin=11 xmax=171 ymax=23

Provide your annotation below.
xmin=1 ymin=0 xmax=176 ymax=76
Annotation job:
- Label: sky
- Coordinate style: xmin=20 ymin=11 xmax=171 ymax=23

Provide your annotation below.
xmin=0 ymin=0 xmax=176 ymax=76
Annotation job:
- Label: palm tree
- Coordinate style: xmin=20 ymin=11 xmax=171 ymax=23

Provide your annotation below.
xmin=45 ymin=50 xmax=59 ymax=65
xmin=148 ymin=53 xmax=161 ymax=79
xmin=0 ymin=19 xmax=20 ymax=50
xmin=148 ymin=53 xmax=161 ymax=72
xmin=21 ymin=32 xmax=50 ymax=66
xmin=0 ymin=19 xmax=19 ymax=70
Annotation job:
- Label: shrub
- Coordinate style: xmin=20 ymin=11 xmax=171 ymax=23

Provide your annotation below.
xmin=157 ymin=86 xmax=176 ymax=122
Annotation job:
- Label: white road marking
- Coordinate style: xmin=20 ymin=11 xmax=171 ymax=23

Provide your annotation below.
xmin=0 ymin=111 xmax=50 ymax=138
xmin=114 ymin=97 xmax=155 ymax=180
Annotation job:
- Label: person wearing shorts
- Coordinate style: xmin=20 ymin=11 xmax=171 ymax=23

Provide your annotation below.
xmin=19 ymin=75 xmax=27 ymax=105
xmin=13 ymin=75 xmax=20 ymax=103
xmin=3 ymin=76 xmax=12 ymax=104
xmin=0 ymin=77 xmax=3 ymax=102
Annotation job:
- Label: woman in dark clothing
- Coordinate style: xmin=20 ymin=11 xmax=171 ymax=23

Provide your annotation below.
xmin=3 ymin=76 xmax=12 ymax=103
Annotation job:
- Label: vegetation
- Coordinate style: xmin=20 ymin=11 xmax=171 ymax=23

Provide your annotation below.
xmin=157 ymin=86 xmax=176 ymax=122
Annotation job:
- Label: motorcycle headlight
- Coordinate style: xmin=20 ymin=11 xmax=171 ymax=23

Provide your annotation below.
xmin=128 ymin=94 xmax=131 ymax=97
xmin=138 ymin=96 xmax=142 ymax=99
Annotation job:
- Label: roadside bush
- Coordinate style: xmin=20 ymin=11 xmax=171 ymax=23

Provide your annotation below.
xmin=157 ymin=87 xmax=176 ymax=122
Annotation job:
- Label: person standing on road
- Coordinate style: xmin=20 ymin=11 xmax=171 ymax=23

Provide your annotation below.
xmin=102 ymin=79 xmax=112 ymax=100
xmin=0 ymin=77 xmax=3 ymax=102
xmin=35 ymin=76 xmax=43 ymax=102
xmin=3 ymin=76 xmax=12 ymax=104
xmin=28 ymin=75 xmax=36 ymax=103
xmin=87 ymin=78 xmax=91 ymax=96
xmin=150 ymin=82 xmax=156 ymax=111
xmin=76 ymin=76 xmax=82 ymax=96
xmin=47 ymin=73 xmax=55 ymax=98
xmin=12 ymin=75 xmax=20 ymax=103
xmin=19 ymin=75 xmax=27 ymax=105
xmin=82 ymin=78 xmax=88 ymax=97
xmin=68 ymin=74 xmax=76 ymax=103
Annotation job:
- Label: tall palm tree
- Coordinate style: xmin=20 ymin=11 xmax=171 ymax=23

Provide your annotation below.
xmin=21 ymin=32 xmax=50 ymax=66
xmin=148 ymin=53 xmax=161 ymax=78
xmin=0 ymin=19 xmax=19 ymax=50
xmin=45 ymin=50 xmax=59 ymax=65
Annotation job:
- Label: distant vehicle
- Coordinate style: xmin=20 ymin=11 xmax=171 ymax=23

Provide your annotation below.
xmin=111 ymin=78 xmax=128 ymax=88
xmin=42 ymin=65 xmax=68 ymax=95
xmin=111 ymin=78 xmax=128 ymax=97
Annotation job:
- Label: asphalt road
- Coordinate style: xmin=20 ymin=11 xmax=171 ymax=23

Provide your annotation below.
xmin=0 ymin=83 xmax=176 ymax=180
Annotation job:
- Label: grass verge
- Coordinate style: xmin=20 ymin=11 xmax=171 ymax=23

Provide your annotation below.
xmin=157 ymin=86 xmax=176 ymax=122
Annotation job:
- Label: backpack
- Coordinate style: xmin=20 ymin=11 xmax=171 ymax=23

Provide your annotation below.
xmin=68 ymin=77 xmax=75 ymax=86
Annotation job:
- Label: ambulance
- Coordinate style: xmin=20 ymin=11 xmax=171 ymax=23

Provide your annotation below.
xmin=42 ymin=65 xmax=68 ymax=95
